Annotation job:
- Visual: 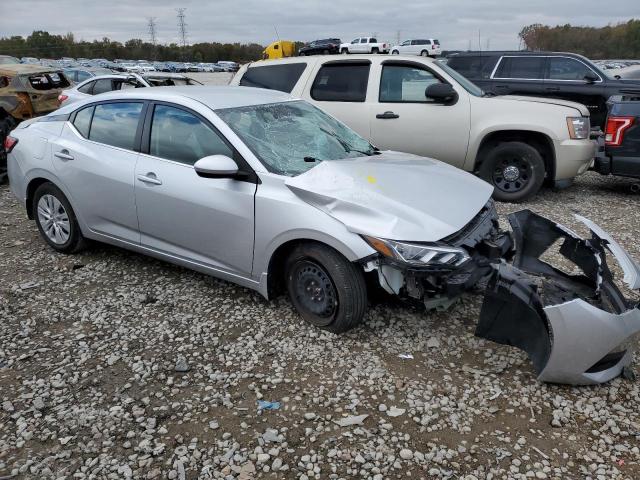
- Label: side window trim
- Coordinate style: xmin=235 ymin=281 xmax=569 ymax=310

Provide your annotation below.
xmin=378 ymin=61 xmax=449 ymax=104
xmin=140 ymin=101 xmax=259 ymax=183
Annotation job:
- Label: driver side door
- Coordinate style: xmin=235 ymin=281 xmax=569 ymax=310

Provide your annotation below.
xmin=134 ymin=102 xmax=257 ymax=276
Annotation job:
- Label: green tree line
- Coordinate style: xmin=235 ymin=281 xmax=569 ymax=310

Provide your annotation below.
xmin=0 ymin=31 xmax=268 ymax=62
xmin=519 ymin=19 xmax=640 ymax=59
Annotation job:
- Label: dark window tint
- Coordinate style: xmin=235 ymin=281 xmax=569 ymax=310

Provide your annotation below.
xmin=369 ymin=38 xmax=377 ymax=43
xmin=78 ymin=81 xmax=94 ymax=94
xmin=495 ymin=56 xmax=544 ymax=79
xmin=311 ymin=64 xmax=370 ymax=102
xmin=380 ymin=64 xmax=441 ymax=102
xmin=240 ymin=63 xmax=307 ymax=93
xmin=73 ymin=106 xmax=93 ymax=138
xmin=448 ymin=55 xmax=499 ymax=79
xmin=434 ymin=39 xmax=440 ymax=45
xmin=89 ymin=102 xmax=143 ymax=150
xmin=92 ymin=79 xmax=113 ymax=95
xmin=149 ymin=105 xmax=232 ymax=165
xmin=547 ymin=57 xmax=596 ymax=81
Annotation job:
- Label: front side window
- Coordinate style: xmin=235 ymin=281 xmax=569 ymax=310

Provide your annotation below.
xmin=401 ymin=40 xmax=410 ymax=46
xmin=380 ymin=64 xmax=442 ymax=102
xmin=216 ymin=100 xmax=377 ymax=176
xmin=351 ymin=39 xmax=359 ymax=44
xmin=89 ymin=102 xmax=143 ymax=150
xmin=92 ymin=79 xmax=114 ymax=95
xmin=495 ymin=56 xmax=545 ymax=79
xmin=73 ymin=106 xmax=94 ymax=138
xmin=149 ymin=105 xmax=232 ymax=165
xmin=240 ymin=63 xmax=307 ymax=93
xmin=547 ymin=57 xmax=597 ymax=81
xmin=310 ymin=63 xmax=370 ymax=102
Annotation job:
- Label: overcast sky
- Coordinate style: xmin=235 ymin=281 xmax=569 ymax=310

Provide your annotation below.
xmin=1 ymin=0 xmax=637 ymax=50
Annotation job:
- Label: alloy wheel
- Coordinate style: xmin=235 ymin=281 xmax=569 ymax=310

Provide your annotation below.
xmin=37 ymin=194 xmax=71 ymax=244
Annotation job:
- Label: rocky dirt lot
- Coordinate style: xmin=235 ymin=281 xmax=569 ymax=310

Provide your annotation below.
xmin=0 ymin=173 xmax=639 ymax=480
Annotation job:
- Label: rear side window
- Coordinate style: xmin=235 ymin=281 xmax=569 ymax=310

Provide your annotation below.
xmin=149 ymin=105 xmax=232 ymax=165
xmin=92 ymin=79 xmax=113 ymax=95
xmin=494 ymin=56 xmax=545 ymax=79
xmin=78 ymin=81 xmax=94 ymax=94
xmin=311 ymin=63 xmax=370 ymax=102
xmin=448 ymin=55 xmax=498 ymax=79
xmin=73 ymin=106 xmax=94 ymax=138
xmin=240 ymin=63 xmax=307 ymax=93
xmin=89 ymin=102 xmax=143 ymax=150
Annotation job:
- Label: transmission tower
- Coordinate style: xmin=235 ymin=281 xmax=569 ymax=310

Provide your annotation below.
xmin=176 ymin=8 xmax=188 ymax=48
xmin=147 ymin=17 xmax=157 ymax=45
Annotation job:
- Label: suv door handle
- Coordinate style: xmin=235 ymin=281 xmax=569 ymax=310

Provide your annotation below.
xmin=545 ymin=86 xmax=560 ymax=92
xmin=54 ymin=150 xmax=74 ymax=161
xmin=137 ymin=173 xmax=162 ymax=185
xmin=376 ymin=111 xmax=399 ymax=119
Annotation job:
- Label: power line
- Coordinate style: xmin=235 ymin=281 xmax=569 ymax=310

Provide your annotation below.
xmin=147 ymin=17 xmax=157 ymax=46
xmin=176 ymin=8 xmax=188 ymax=48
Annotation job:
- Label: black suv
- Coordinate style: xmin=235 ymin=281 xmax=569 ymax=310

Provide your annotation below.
xmin=298 ymin=39 xmax=341 ymax=56
xmin=446 ymin=51 xmax=640 ymax=128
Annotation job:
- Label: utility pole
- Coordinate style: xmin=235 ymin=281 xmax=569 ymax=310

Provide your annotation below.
xmin=176 ymin=8 xmax=188 ymax=61
xmin=396 ymin=30 xmax=401 ymax=45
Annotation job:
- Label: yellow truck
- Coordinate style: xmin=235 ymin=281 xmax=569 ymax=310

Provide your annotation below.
xmin=263 ymin=41 xmax=296 ymax=60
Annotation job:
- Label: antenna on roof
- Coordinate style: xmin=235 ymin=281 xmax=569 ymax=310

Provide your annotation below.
xmin=274 ymin=26 xmax=281 ymax=42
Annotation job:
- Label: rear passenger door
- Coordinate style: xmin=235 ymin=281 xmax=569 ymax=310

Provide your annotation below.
xmin=52 ymin=101 xmax=144 ymax=243
xmin=134 ymin=103 xmax=256 ymax=276
xmin=490 ymin=55 xmax=546 ymax=96
xmin=301 ymin=60 xmax=372 ymax=138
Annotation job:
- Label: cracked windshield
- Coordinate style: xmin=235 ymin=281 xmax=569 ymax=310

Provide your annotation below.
xmin=216 ymin=100 xmax=378 ymax=176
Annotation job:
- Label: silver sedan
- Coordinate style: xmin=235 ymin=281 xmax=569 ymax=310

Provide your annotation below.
xmin=6 ymin=86 xmax=640 ymax=385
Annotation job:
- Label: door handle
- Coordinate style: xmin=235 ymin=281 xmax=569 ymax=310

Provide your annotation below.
xmin=137 ymin=173 xmax=162 ymax=185
xmin=545 ymin=86 xmax=560 ymax=92
xmin=54 ymin=150 xmax=74 ymax=161
xmin=376 ymin=111 xmax=399 ymax=119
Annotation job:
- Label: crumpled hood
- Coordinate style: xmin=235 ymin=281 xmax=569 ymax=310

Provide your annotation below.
xmin=498 ymin=95 xmax=590 ymax=116
xmin=284 ymin=152 xmax=493 ymax=241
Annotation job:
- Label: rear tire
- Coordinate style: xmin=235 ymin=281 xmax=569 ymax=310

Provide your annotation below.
xmin=391 ymin=50 xmax=399 ymax=55
xmin=478 ymin=141 xmax=546 ymax=203
xmin=285 ymin=243 xmax=367 ymax=333
xmin=421 ymin=50 xmax=429 ymax=57
xmin=322 ymin=49 xmax=329 ymax=55
xmin=372 ymin=48 xmax=379 ymax=54
xmin=33 ymin=182 xmax=86 ymax=253
xmin=0 ymin=113 xmax=16 ymax=184
xmin=341 ymin=48 xmax=349 ymax=54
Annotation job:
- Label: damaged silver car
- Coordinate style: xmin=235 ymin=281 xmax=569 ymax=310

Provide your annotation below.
xmin=6 ymin=86 xmax=640 ymax=385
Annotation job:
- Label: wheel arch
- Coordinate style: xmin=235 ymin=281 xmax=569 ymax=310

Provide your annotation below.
xmin=473 ymin=130 xmax=556 ymax=184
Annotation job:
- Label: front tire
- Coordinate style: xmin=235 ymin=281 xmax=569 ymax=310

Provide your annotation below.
xmin=391 ymin=50 xmax=399 ymax=55
xmin=285 ymin=243 xmax=367 ymax=333
xmin=478 ymin=141 xmax=546 ymax=203
xmin=33 ymin=182 xmax=86 ymax=253
xmin=341 ymin=48 xmax=349 ymax=54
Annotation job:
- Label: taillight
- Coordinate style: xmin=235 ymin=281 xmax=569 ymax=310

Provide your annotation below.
xmin=605 ymin=116 xmax=634 ymax=146
xmin=432 ymin=44 xmax=436 ymax=49
xmin=4 ymin=135 xmax=18 ymax=154
xmin=58 ymin=94 xmax=68 ymax=104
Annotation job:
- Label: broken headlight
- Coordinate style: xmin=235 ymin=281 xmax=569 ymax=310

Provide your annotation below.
xmin=362 ymin=236 xmax=470 ymax=267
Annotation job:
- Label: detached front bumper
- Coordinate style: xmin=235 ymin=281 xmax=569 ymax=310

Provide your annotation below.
xmin=366 ymin=205 xmax=640 ymax=386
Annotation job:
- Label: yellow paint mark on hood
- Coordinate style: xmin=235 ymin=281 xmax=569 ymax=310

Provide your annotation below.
xmin=366 ymin=175 xmax=377 ymax=184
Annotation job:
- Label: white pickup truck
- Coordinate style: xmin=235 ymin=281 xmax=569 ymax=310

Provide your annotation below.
xmin=232 ymin=55 xmax=596 ymax=202
xmin=340 ymin=37 xmax=391 ymax=54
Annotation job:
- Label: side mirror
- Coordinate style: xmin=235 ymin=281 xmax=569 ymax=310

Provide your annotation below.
xmin=584 ymin=73 xmax=599 ymax=84
xmin=194 ymin=155 xmax=239 ymax=179
xmin=425 ymin=83 xmax=458 ymax=104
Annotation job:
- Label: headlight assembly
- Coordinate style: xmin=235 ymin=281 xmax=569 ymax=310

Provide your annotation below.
xmin=566 ymin=116 xmax=590 ymax=140
xmin=362 ymin=236 xmax=470 ymax=267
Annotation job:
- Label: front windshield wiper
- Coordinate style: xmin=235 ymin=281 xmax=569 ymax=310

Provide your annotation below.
xmin=304 ymin=156 xmax=320 ymax=162
xmin=319 ymin=127 xmax=379 ymax=156
xmin=482 ymin=91 xmax=497 ymax=97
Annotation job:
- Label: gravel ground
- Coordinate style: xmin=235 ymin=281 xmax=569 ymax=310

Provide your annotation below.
xmin=1 ymin=145 xmax=640 ymax=478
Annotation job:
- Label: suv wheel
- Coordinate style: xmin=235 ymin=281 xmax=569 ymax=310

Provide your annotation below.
xmin=421 ymin=50 xmax=429 ymax=57
xmin=33 ymin=182 xmax=86 ymax=253
xmin=478 ymin=141 xmax=545 ymax=203
xmin=285 ymin=243 xmax=367 ymax=333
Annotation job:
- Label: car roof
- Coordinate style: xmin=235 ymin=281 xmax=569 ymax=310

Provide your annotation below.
xmin=449 ymin=50 xmax=587 ymax=58
xmin=0 ymin=64 xmax=62 ymax=75
xmin=61 ymin=86 xmax=293 ymax=111
xmin=245 ymin=54 xmax=436 ymax=67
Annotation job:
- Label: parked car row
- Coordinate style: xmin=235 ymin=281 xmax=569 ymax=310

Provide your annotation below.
xmin=297 ymin=38 xmax=441 ymax=58
xmin=5 ymin=84 xmax=640 ymax=385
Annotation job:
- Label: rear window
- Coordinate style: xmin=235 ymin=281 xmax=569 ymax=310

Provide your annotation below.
xmin=495 ymin=56 xmax=545 ymax=79
xmin=311 ymin=63 xmax=370 ymax=102
xmin=240 ymin=63 xmax=307 ymax=93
